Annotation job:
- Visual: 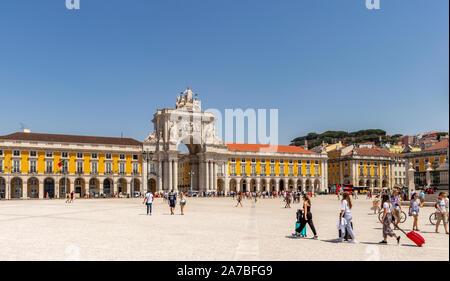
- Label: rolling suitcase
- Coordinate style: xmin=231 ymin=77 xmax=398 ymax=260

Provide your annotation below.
xmin=397 ymin=227 xmax=425 ymax=247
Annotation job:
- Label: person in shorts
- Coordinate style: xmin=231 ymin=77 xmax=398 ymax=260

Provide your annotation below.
xmin=235 ymin=193 xmax=243 ymax=207
xmin=168 ymin=190 xmax=177 ymax=215
xmin=180 ymin=193 xmax=186 ymax=215
xmin=435 ymin=192 xmax=449 ymax=234
xmin=408 ymin=192 xmax=421 ymax=231
xmin=390 ymin=190 xmax=402 ymax=229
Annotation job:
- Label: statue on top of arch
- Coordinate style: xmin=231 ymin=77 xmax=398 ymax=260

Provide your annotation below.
xmin=175 ymin=87 xmax=201 ymax=111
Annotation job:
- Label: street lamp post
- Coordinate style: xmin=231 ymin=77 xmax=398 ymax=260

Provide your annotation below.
xmin=189 ymin=170 xmax=195 ymax=194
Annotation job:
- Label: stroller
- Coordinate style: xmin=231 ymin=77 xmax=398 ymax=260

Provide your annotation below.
xmin=293 ymin=209 xmax=307 ymax=238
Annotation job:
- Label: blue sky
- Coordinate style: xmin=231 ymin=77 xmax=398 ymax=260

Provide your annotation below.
xmin=0 ymin=0 xmax=448 ymax=145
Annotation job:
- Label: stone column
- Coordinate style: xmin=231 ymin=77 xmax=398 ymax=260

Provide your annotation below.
xmin=54 ymin=181 xmax=59 ymax=199
xmin=5 ymin=179 xmax=10 ymax=200
xmin=224 ymin=161 xmax=229 ymax=194
xmin=275 ymin=178 xmax=280 ymax=193
xmin=113 ymin=180 xmax=118 ymax=196
xmin=86 ymin=182 xmax=90 ymax=198
xmin=173 ymin=159 xmax=178 ymax=192
xmin=425 ymin=162 xmax=432 ymax=187
xmin=321 ymin=161 xmax=325 ymax=192
xmin=158 ymin=160 xmax=162 ymax=192
xmin=99 ymin=181 xmax=104 ymax=195
xmin=168 ymin=159 xmax=173 ymax=191
xmin=408 ymin=162 xmax=415 ymax=196
xmin=205 ymin=160 xmax=209 ymax=191
xmin=213 ymin=162 xmax=217 ymax=191
xmin=22 ymin=180 xmax=28 ymax=199
xmin=225 ymin=178 xmax=230 ymax=195
xmin=199 ymin=161 xmax=205 ymax=192
xmin=142 ymin=156 xmax=148 ymax=193
xmin=39 ymin=182 xmax=44 ymax=199
xmin=210 ymin=161 xmax=214 ymax=190
xmin=256 ymin=178 xmax=261 ymax=192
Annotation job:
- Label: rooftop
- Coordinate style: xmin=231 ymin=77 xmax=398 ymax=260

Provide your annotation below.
xmin=344 ymin=147 xmax=396 ymax=157
xmin=226 ymin=143 xmax=314 ymax=154
xmin=0 ymin=132 xmax=142 ymax=146
xmin=424 ymin=138 xmax=448 ymax=151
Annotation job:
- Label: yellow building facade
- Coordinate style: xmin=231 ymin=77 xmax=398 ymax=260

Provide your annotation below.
xmin=327 ymin=145 xmax=406 ymax=190
xmin=0 ymin=132 xmax=142 ymax=199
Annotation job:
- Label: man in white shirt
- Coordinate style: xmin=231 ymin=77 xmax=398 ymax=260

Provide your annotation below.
xmin=143 ymin=191 xmax=154 ymax=215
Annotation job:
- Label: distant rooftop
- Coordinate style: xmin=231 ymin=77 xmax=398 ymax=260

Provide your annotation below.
xmin=424 ymin=139 xmax=449 ymax=151
xmin=226 ymin=143 xmax=314 ymax=154
xmin=0 ymin=132 xmax=142 ymax=146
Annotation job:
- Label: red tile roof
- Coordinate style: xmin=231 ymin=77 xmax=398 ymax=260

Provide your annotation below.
xmin=425 ymin=139 xmax=449 ymax=151
xmin=226 ymin=143 xmax=314 ymax=154
xmin=345 ymin=147 xmax=395 ymax=157
xmin=0 ymin=132 xmax=142 ymax=146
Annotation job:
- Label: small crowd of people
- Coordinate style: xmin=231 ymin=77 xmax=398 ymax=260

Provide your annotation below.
xmin=291 ymin=188 xmax=449 ymax=245
xmin=143 ymin=190 xmax=187 ymax=216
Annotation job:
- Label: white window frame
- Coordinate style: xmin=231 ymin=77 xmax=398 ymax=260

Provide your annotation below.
xmin=132 ymin=162 xmax=139 ymax=174
xmin=13 ymin=159 xmax=20 ymax=173
xmin=29 ymin=160 xmax=37 ymax=173
xmin=105 ymin=162 xmax=112 ymax=174
xmin=119 ymin=162 xmax=126 ymax=174
xmin=46 ymin=160 xmax=53 ymax=173
xmin=91 ymin=161 xmax=98 ymax=174
xmin=76 ymin=161 xmax=84 ymax=174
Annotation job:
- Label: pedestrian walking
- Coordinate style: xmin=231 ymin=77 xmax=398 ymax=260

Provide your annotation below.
xmin=408 ymin=192 xmax=420 ymax=231
xmin=180 ymin=193 xmax=186 ymax=215
xmin=390 ymin=190 xmax=402 ymax=229
xmin=168 ymin=190 xmax=177 ymax=215
xmin=338 ymin=192 xmax=357 ymax=243
xmin=70 ymin=191 xmax=74 ymax=203
xmin=143 ymin=191 xmax=154 ymax=215
xmin=379 ymin=194 xmax=401 ymax=244
xmin=235 ymin=193 xmax=243 ymax=207
xmin=419 ymin=189 xmax=425 ymax=206
xmin=295 ymin=194 xmax=318 ymax=239
xmin=285 ymin=193 xmax=291 ymax=208
xmin=435 ymin=192 xmax=449 ymax=234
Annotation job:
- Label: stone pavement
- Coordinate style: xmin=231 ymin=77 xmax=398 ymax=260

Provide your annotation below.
xmin=0 ymin=196 xmax=448 ymax=261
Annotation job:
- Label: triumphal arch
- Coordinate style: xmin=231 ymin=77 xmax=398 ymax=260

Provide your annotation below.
xmin=142 ymin=88 xmax=228 ymax=193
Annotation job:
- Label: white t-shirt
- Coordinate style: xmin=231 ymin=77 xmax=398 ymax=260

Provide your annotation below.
xmin=341 ymin=199 xmax=352 ymax=216
xmin=383 ymin=202 xmax=391 ymax=213
xmin=145 ymin=192 xmax=153 ymax=204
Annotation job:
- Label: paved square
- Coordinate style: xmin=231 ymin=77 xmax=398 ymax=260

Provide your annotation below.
xmin=0 ymin=196 xmax=448 ymax=261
